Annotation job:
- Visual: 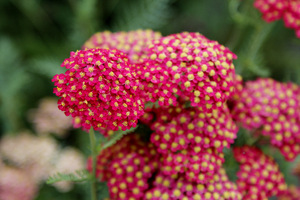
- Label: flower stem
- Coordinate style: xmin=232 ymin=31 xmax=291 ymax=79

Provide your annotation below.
xmin=89 ymin=128 xmax=97 ymax=200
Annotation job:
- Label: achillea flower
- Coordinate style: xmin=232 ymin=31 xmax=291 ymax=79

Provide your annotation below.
xmin=136 ymin=32 xmax=237 ymax=108
xmin=278 ymin=186 xmax=300 ymax=200
xmin=234 ymin=146 xmax=287 ymax=200
xmin=52 ymin=48 xmax=144 ymax=132
xmin=82 ymin=29 xmax=162 ymax=63
xmin=28 ymin=98 xmax=72 ymax=137
xmin=88 ymin=134 xmax=160 ymax=200
xmin=145 ymin=102 xmax=238 ymax=183
xmin=145 ymin=168 xmax=242 ymax=200
xmin=254 ymin=0 xmax=300 ymax=38
xmin=137 ymin=32 xmax=236 ymax=110
xmin=231 ymin=78 xmax=300 ymax=160
xmin=283 ymin=0 xmax=300 ymax=38
xmin=0 ymin=166 xmax=38 ymax=200
xmin=254 ymin=0 xmax=288 ymax=22
xmin=50 ymin=148 xmax=85 ymax=192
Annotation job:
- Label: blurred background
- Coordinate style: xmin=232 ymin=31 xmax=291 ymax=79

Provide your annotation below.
xmin=0 ymin=0 xmax=299 ymax=199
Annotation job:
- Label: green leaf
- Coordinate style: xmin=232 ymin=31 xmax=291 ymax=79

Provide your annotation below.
xmin=46 ymin=170 xmax=91 ymax=184
xmin=100 ymin=126 xmax=138 ymax=152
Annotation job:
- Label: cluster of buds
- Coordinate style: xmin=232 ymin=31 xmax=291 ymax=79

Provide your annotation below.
xmin=89 ymin=134 xmax=160 ymax=199
xmin=231 ymin=78 xmax=300 ymax=160
xmin=254 ymin=0 xmax=300 ymax=37
xmin=136 ymin=32 xmax=237 ymax=108
xmin=52 ymin=48 xmax=144 ymax=132
xmin=234 ymin=146 xmax=287 ymax=200
xmin=82 ymin=29 xmax=162 ymax=63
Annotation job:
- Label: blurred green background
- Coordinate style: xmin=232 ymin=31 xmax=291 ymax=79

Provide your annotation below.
xmin=0 ymin=0 xmax=299 ymax=199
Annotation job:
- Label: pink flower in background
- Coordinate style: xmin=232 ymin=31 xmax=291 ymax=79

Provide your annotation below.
xmin=231 ymin=78 xmax=300 ymax=160
xmin=0 ymin=166 xmax=38 ymax=200
xmin=254 ymin=0 xmax=300 ymax=38
xmin=234 ymin=146 xmax=287 ymax=200
xmin=82 ymin=29 xmax=162 ymax=63
xmin=28 ymin=98 xmax=72 ymax=137
xmin=136 ymin=32 xmax=237 ymax=108
xmin=52 ymin=48 xmax=144 ymax=132
xmin=278 ymin=186 xmax=300 ymax=200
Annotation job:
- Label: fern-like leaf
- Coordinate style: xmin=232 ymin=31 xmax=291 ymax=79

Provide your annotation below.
xmin=100 ymin=126 xmax=138 ymax=151
xmin=46 ymin=170 xmax=91 ymax=184
xmin=112 ymin=0 xmax=173 ymax=31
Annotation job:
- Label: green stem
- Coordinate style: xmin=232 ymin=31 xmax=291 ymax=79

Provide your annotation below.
xmin=248 ymin=22 xmax=276 ymax=60
xmin=89 ymin=128 xmax=97 ymax=200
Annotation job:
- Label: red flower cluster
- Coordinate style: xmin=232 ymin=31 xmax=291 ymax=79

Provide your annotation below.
xmin=145 ymin=168 xmax=242 ymax=200
xmin=82 ymin=29 xmax=162 ymax=63
xmin=142 ymin=102 xmax=238 ymax=183
xmin=231 ymin=78 xmax=300 ymax=160
xmin=254 ymin=0 xmax=300 ymax=38
xmin=136 ymin=32 xmax=237 ymax=108
xmin=52 ymin=48 xmax=144 ymax=132
xmin=88 ymin=134 xmax=159 ymax=200
xmin=234 ymin=146 xmax=287 ymax=200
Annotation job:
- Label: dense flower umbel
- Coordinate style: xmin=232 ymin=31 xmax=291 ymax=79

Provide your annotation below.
xmin=254 ymin=0 xmax=300 ymax=38
xmin=82 ymin=29 xmax=162 ymax=63
xmin=52 ymin=48 xmax=144 ymax=132
xmin=142 ymin=102 xmax=238 ymax=183
xmin=278 ymin=186 xmax=300 ymax=200
xmin=231 ymin=78 xmax=300 ymax=160
xmin=233 ymin=146 xmax=287 ymax=200
xmin=145 ymin=168 xmax=242 ymax=200
xmin=136 ymin=32 xmax=237 ymax=108
xmin=88 ymin=134 xmax=159 ymax=200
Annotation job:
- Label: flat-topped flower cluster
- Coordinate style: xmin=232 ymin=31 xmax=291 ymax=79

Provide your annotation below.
xmin=53 ymin=30 xmax=300 ymax=200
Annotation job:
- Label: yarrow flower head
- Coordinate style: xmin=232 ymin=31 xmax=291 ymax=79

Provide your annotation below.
xmin=254 ymin=0 xmax=300 ymax=38
xmin=88 ymin=134 xmax=159 ymax=200
xmin=52 ymin=48 xmax=144 ymax=132
xmin=136 ymin=32 xmax=237 ymax=108
xmin=143 ymin=102 xmax=238 ymax=183
xmin=82 ymin=29 xmax=162 ymax=63
xmin=230 ymin=78 xmax=300 ymax=160
xmin=233 ymin=146 xmax=287 ymax=200
xmin=145 ymin=168 xmax=242 ymax=200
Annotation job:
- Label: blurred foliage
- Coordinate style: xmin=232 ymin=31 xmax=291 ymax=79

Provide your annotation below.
xmin=0 ymin=0 xmax=299 ymax=199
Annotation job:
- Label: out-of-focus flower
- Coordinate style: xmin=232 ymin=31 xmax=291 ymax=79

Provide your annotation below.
xmin=28 ymin=98 xmax=72 ymax=138
xmin=50 ymin=148 xmax=86 ymax=192
xmin=254 ymin=0 xmax=300 ymax=38
xmin=0 ymin=132 xmax=58 ymax=182
xmin=143 ymin=102 xmax=238 ymax=183
xmin=292 ymin=160 xmax=300 ymax=180
xmin=52 ymin=48 xmax=144 ymax=132
xmin=254 ymin=0 xmax=288 ymax=22
xmin=234 ymin=146 xmax=287 ymax=200
xmin=278 ymin=186 xmax=300 ymax=200
xmin=0 ymin=166 xmax=38 ymax=200
xmin=88 ymin=134 xmax=160 ymax=200
xmin=231 ymin=78 xmax=300 ymax=160
xmin=82 ymin=29 xmax=162 ymax=63
xmin=145 ymin=168 xmax=242 ymax=200
xmin=136 ymin=32 xmax=237 ymax=108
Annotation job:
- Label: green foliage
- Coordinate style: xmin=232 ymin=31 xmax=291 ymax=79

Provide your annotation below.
xmin=112 ymin=0 xmax=173 ymax=31
xmin=98 ymin=126 xmax=138 ymax=153
xmin=46 ymin=170 xmax=91 ymax=184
